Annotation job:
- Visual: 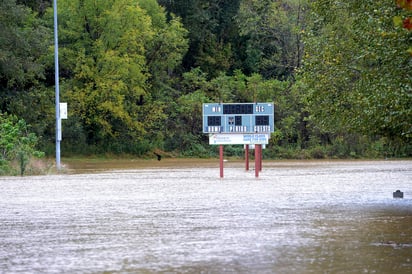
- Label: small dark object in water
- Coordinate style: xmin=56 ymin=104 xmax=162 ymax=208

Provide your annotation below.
xmin=154 ymin=152 xmax=162 ymax=161
xmin=393 ymin=190 xmax=404 ymax=198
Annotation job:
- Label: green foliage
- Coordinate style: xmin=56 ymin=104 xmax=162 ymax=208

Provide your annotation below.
xmin=180 ymin=68 xmax=288 ymax=103
xmin=158 ymin=0 xmax=241 ymax=77
xmin=16 ymin=1 xmax=51 ymax=14
xmin=164 ymin=89 xmax=209 ymax=153
xmin=141 ymin=0 xmax=189 ymax=100
xmin=301 ymin=0 xmax=411 ymax=153
xmin=0 ymin=112 xmax=44 ymax=175
xmin=0 ymin=0 xmax=410 ymax=162
xmin=0 ymin=0 xmax=50 ymax=89
xmin=236 ymin=0 xmax=307 ymax=78
xmin=0 ymin=0 xmax=53 ymax=153
xmin=56 ymin=0 xmax=150 ymax=143
xmin=46 ymin=0 xmax=188 ymax=154
xmin=0 ymin=1 xmax=50 ymax=173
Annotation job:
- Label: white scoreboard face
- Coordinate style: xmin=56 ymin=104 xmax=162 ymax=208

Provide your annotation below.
xmin=202 ymin=103 xmax=274 ymax=134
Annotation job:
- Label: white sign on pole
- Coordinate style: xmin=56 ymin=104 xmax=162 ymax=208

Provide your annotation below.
xmin=60 ymin=102 xmax=68 ymax=119
xmin=209 ymin=133 xmax=269 ymax=145
xmin=244 ymin=144 xmax=266 ymax=149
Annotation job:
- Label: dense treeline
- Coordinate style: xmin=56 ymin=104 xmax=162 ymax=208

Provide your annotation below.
xmin=0 ymin=0 xmax=411 ymax=172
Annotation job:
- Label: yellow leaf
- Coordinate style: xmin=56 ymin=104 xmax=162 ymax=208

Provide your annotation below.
xmin=393 ymin=16 xmax=403 ymax=27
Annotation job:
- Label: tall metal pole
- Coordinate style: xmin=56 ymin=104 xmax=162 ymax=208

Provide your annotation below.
xmin=53 ymin=0 xmax=61 ymax=170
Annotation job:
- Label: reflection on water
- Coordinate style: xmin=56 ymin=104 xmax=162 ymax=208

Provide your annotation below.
xmin=0 ymin=160 xmax=411 ymax=273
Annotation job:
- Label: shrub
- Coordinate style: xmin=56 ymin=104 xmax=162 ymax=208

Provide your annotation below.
xmin=0 ymin=112 xmax=44 ymax=175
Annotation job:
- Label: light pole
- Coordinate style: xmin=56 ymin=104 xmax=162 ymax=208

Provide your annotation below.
xmin=53 ymin=0 xmax=61 ymax=170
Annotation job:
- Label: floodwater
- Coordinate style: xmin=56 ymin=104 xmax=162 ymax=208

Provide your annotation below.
xmin=0 ymin=160 xmax=411 ymax=273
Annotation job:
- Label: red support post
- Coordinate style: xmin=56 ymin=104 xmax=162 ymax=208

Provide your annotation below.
xmin=255 ymin=145 xmax=260 ymax=177
xmin=259 ymin=144 xmax=263 ymax=171
xmin=245 ymin=145 xmax=249 ymax=171
xmin=219 ymin=145 xmax=224 ymax=178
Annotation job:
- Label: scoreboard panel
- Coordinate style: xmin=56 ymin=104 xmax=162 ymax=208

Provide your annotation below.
xmin=203 ymin=103 xmax=274 ymax=134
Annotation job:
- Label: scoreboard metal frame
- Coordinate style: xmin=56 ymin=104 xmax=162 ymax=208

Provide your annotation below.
xmin=202 ymin=103 xmax=274 ymax=134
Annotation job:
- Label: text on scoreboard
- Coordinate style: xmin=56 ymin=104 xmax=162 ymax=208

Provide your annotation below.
xmin=203 ymin=103 xmax=274 ymax=133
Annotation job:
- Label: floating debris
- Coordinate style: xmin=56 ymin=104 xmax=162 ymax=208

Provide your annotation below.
xmin=393 ymin=190 xmax=404 ymax=198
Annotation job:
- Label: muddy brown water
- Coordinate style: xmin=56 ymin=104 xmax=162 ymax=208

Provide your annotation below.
xmin=1 ymin=159 xmax=411 ymax=273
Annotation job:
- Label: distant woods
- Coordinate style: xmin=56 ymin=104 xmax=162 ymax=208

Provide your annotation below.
xmin=0 ymin=0 xmax=410 ymax=162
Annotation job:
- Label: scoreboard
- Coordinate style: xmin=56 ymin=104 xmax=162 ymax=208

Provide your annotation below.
xmin=203 ymin=103 xmax=274 ymax=134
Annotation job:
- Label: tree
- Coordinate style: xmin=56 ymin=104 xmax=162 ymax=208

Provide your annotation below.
xmin=0 ymin=0 xmax=50 ymax=90
xmin=236 ymin=0 xmax=307 ymax=79
xmin=49 ymin=0 xmax=187 ymax=154
xmin=301 ymin=0 xmax=411 ymax=155
xmin=16 ymin=0 xmax=51 ymax=14
xmin=0 ymin=0 xmax=53 ymax=149
xmin=0 ymin=112 xmax=44 ymax=175
xmin=159 ymin=0 xmax=241 ymax=78
xmin=139 ymin=0 xmax=188 ymax=99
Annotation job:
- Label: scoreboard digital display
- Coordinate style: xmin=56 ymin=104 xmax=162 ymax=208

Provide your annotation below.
xmin=203 ymin=103 xmax=274 ymax=134
xmin=223 ymin=104 xmax=253 ymax=114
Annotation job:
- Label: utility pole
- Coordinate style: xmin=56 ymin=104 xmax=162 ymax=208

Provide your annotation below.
xmin=53 ymin=0 xmax=61 ymax=170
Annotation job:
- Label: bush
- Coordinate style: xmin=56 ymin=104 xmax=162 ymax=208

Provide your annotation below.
xmin=0 ymin=112 xmax=44 ymax=175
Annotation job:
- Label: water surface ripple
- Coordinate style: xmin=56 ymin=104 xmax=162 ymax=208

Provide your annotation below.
xmin=1 ymin=160 xmax=411 ymax=273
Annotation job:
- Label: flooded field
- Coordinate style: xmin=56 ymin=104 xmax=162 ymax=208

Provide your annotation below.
xmin=0 ymin=160 xmax=411 ymax=273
